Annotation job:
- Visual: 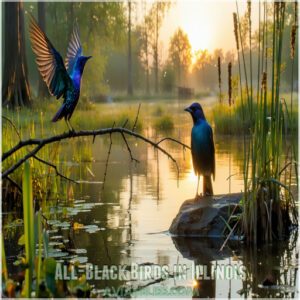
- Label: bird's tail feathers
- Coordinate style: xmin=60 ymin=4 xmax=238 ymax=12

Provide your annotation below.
xmin=52 ymin=104 xmax=66 ymax=122
xmin=203 ymin=175 xmax=213 ymax=196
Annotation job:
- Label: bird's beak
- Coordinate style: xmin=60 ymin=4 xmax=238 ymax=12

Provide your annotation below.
xmin=184 ymin=107 xmax=192 ymax=113
xmin=87 ymin=56 xmax=92 ymax=60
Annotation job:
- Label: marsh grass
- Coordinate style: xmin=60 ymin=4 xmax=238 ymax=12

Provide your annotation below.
xmin=211 ymin=94 xmax=298 ymax=135
xmin=233 ymin=2 xmax=298 ymax=243
xmin=154 ymin=114 xmax=174 ymax=132
xmin=2 ymin=100 xmax=174 ymax=209
xmin=2 ymin=101 xmax=146 ymax=206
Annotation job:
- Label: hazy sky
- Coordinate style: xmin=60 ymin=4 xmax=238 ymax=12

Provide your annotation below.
xmin=157 ymin=0 xmax=260 ymax=61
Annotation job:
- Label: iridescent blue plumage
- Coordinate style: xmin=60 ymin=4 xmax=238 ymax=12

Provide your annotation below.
xmin=29 ymin=15 xmax=91 ymax=130
xmin=185 ymin=102 xmax=215 ymax=197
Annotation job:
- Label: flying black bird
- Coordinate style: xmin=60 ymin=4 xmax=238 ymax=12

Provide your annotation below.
xmin=29 ymin=15 xmax=91 ymax=131
xmin=185 ymin=102 xmax=215 ymax=197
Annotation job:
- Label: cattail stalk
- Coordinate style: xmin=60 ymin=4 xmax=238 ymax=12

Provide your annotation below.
xmin=248 ymin=0 xmax=253 ymax=110
xmin=217 ymin=56 xmax=222 ymax=103
xmin=261 ymin=71 xmax=267 ymax=92
xmin=290 ymin=1 xmax=298 ymax=186
xmin=290 ymin=25 xmax=297 ymax=60
xmin=233 ymin=13 xmax=239 ymax=51
xmin=256 ymin=1 xmax=261 ymax=105
xmin=235 ymin=3 xmax=250 ymax=113
xmin=233 ymin=11 xmax=247 ymax=226
xmin=228 ymin=62 xmax=232 ymax=106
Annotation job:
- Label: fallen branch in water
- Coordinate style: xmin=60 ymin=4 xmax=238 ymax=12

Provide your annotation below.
xmin=2 ymin=127 xmax=182 ymax=180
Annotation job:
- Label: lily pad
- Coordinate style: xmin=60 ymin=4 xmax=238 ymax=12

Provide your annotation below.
xmin=48 ymin=250 xmax=69 ymax=258
xmin=84 ymin=225 xmax=100 ymax=233
xmin=53 ymin=221 xmax=71 ymax=228
xmin=50 ymin=235 xmax=63 ymax=240
xmin=69 ymin=249 xmax=87 ymax=254
xmin=70 ymin=256 xmax=88 ymax=264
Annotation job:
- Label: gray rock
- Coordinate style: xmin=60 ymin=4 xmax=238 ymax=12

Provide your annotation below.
xmin=169 ymin=193 xmax=243 ymax=237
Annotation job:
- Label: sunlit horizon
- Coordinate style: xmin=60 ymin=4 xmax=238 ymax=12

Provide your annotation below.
xmin=159 ymin=1 xmax=259 ymax=62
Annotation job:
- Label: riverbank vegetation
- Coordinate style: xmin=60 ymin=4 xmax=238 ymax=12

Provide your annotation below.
xmin=228 ymin=1 xmax=298 ymax=243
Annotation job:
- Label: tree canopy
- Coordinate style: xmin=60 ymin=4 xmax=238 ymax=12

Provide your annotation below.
xmin=168 ymin=28 xmax=192 ymax=86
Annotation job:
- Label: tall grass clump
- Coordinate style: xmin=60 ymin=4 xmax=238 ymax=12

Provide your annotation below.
xmin=234 ymin=1 xmax=298 ymax=243
xmin=154 ymin=114 xmax=174 ymax=132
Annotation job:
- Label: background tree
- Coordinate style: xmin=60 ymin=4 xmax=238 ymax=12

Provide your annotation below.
xmin=137 ymin=2 xmax=153 ymax=95
xmin=2 ymin=1 xmax=31 ymax=108
xmin=192 ymin=50 xmax=215 ymax=91
xmin=161 ymin=63 xmax=175 ymax=93
xmin=168 ymin=28 xmax=192 ymax=86
xmin=127 ymin=1 xmax=133 ymax=96
xmin=148 ymin=1 xmax=171 ymax=94
xmin=45 ymin=2 xmax=127 ymax=98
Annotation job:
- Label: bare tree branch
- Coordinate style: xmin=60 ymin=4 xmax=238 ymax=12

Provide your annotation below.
xmin=2 ymin=127 xmax=180 ymax=180
xmin=2 ymin=115 xmax=21 ymax=140
xmin=4 ymin=176 xmax=22 ymax=193
xmin=102 ymin=122 xmax=115 ymax=191
xmin=121 ymin=132 xmax=139 ymax=164
xmin=132 ymin=103 xmax=141 ymax=132
xmin=155 ymin=137 xmax=190 ymax=149
xmin=32 ymin=155 xmax=78 ymax=184
xmin=3 ymin=115 xmax=76 ymax=187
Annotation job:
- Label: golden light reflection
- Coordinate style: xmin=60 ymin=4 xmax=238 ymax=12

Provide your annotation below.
xmin=192 ymin=279 xmax=199 ymax=288
xmin=188 ymin=158 xmax=198 ymax=183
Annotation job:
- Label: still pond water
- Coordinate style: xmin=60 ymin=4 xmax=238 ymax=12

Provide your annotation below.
xmin=6 ymin=98 xmax=299 ymax=298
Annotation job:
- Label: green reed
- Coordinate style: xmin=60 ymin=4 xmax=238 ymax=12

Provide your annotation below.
xmin=1 ymin=234 xmax=8 ymax=283
xmin=22 ymin=161 xmax=34 ymax=297
xmin=234 ymin=1 xmax=298 ymax=243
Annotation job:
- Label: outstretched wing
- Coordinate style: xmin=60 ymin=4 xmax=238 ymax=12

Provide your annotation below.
xmin=29 ymin=14 xmax=71 ymax=99
xmin=65 ymin=22 xmax=82 ymax=74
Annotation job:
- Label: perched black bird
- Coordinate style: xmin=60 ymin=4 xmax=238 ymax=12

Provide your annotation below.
xmin=185 ymin=102 xmax=215 ymax=197
xmin=29 ymin=15 xmax=91 ymax=131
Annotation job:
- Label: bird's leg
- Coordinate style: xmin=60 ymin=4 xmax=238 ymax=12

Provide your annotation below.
xmin=195 ymin=175 xmax=200 ymax=199
xmin=67 ymin=119 xmax=75 ymax=133
xmin=65 ymin=118 xmax=71 ymax=132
